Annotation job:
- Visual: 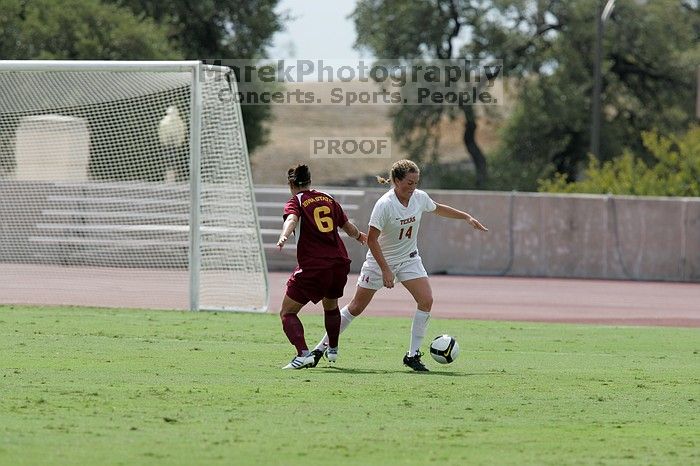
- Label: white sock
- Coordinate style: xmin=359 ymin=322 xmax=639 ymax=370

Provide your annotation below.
xmin=408 ymin=309 xmax=431 ymax=356
xmin=313 ymin=306 xmax=355 ymax=351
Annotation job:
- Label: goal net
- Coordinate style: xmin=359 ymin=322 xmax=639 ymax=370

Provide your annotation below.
xmin=0 ymin=61 xmax=268 ymax=312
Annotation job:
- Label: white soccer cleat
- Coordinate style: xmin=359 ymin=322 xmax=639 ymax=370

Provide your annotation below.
xmin=282 ymin=354 xmax=316 ymax=369
xmin=325 ymin=347 xmax=338 ymax=363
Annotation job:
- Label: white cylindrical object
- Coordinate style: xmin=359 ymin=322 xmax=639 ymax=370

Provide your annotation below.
xmin=15 ymin=115 xmax=90 ymax=181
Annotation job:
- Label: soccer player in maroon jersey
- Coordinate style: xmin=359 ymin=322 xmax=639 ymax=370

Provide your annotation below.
xmin=276 ymin=164 xmax=367 ymax=369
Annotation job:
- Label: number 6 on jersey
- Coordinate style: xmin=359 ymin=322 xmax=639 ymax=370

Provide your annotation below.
xmin=313 ymin=206 xmax=334 ymax=232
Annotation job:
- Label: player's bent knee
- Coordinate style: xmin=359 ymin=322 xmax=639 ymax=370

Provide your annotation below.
xmin=417 ymin=296 xmax=433 ymax=311
xmin=348 ymin=298 xmax=371 ymax=316
xmin=279 ymin=305 xmax=301 ymax=318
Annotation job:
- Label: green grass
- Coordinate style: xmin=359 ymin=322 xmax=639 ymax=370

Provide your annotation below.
xmin=1 ymin=306 xmax=698 ymax=466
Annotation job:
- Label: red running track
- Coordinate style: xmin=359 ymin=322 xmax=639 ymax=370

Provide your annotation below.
xmin=1 ymin=263 xmax=697 ymax=327
xmin=268 ymin=272 xmax=700 ymax=327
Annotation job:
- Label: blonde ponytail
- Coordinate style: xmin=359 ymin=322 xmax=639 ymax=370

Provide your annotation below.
xmin=377 ymin=159 xmax=420 ymax=185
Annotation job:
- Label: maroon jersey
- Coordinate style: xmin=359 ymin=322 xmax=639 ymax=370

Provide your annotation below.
xmin=283 ymin=189 xmax=350 ymax=269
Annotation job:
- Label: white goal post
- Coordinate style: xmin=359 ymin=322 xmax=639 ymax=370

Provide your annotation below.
xmin=0 ymin=60 xmax=268 ymax=312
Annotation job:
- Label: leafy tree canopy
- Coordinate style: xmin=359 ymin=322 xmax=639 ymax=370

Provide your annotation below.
xmin=487 ymin=0 xmax=699 ymax=191
xmin=353 ymin=0 xmax=491 ymax=187
xmin=109 ymin=0 xmax=284 ymax=59
xmin=0 ymin=0 xmax=178 ymax=59
xmin=353 ymin=0 xmax=699 ymax=191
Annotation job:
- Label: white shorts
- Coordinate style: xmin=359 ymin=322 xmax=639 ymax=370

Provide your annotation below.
xmin=357 ymin=259 xmax=428 ymax=290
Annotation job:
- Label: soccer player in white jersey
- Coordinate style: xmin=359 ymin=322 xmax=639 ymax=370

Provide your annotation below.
xmin=310 ymin=159 xmax=488 ymax=371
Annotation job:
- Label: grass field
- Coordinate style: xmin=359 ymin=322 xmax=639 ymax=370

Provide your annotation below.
xmin=1 ymin=306 xmax=698 ymax=466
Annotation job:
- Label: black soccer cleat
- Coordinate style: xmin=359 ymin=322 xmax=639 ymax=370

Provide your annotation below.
xmin=309 ymin=349 xmax=324 ymax=368
xmin=403 ymin=351 xmax=429 ymax=372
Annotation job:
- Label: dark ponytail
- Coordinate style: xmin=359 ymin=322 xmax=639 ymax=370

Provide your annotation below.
xmin=287 ymin=164 xmax=311 ymax=187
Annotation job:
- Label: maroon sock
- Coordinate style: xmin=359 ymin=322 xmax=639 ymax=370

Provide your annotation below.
xmin=324 ymin=307 xmax=341 ymax=348
xmin=281 ymin=314 xmax=307 ymax=356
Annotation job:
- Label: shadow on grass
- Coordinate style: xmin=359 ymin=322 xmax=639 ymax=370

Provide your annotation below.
xmin=314 ymin=366 xmax=503 ymax=377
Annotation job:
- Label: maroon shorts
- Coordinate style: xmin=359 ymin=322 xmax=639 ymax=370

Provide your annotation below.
xmin=285 ymin=261 xmax=351 ymax=305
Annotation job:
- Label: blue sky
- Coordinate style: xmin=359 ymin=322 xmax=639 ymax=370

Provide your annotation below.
xmin=269 ymin=0 xmax=371 ymax=59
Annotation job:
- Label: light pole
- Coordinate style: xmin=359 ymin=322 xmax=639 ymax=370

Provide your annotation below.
xmin=590 ymin=0 xmax=616 ymax=159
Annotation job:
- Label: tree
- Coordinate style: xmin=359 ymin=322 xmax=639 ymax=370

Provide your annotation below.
xmin=353 ymin=0 xmax=492 ymax=187
xmin=476 ymin=0 xmax=699 ymax=190
xmin=0 ymin=0 xmax=178 ymax=59
xmin=353 ymin=0 xmax=699 ymax=190
xmin=106 ymin=0 xmax=286 ymax=153
xmin=539 ymin=125 xmax=700 ymax=196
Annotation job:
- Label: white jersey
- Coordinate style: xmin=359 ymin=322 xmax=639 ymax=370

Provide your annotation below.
xmin=366 ymin=188 xmax=437 ymax=266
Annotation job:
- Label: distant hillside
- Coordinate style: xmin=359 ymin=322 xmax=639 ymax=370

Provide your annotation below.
xmin=250 ymin=81 xmax=506 ymax=185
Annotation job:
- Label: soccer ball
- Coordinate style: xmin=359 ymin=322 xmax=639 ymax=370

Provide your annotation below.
xmin=429 ymin=335 xmax=459 ymax=364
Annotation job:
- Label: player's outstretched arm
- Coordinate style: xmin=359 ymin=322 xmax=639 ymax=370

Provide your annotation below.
xmin=341 ymin=221 xmax=367 ymax=245
xmin=277 ymin=214 xmax=299 ymax=249
xmin=434 ymin=203 xmax=488 ymax=232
